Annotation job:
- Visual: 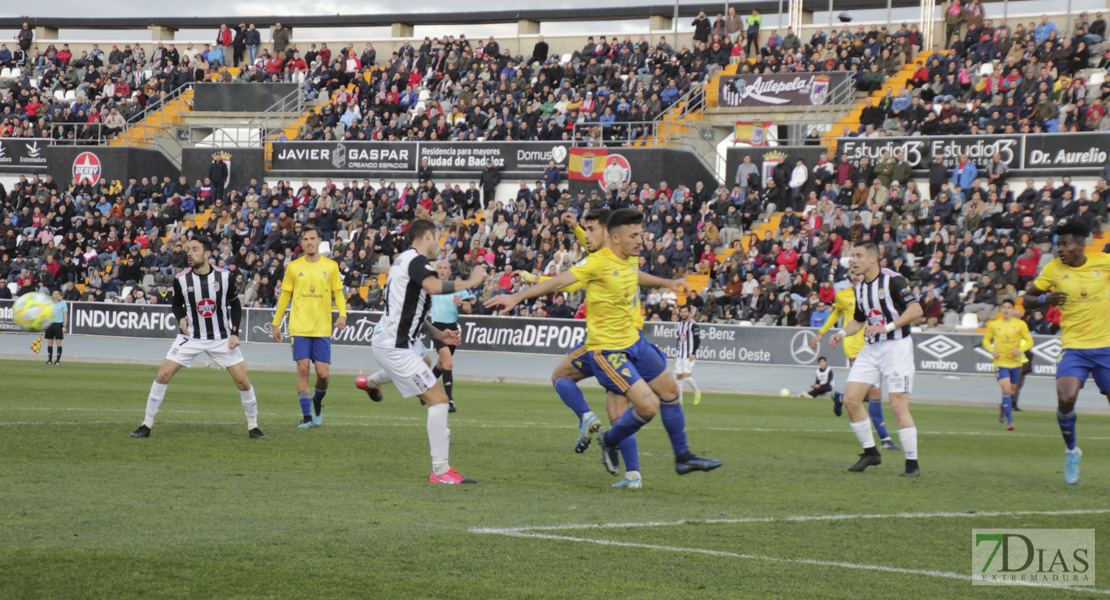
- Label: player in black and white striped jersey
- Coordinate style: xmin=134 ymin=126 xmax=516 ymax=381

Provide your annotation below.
xmin=355 ymin=219 xmax=487 ymax=485
xmin=130 ymin=235 xmax=266 ymax=440
xmin=829 ymin=242 xmax=922 ymax=477
xmin=673 ymin=305 xmax=702 ymax=405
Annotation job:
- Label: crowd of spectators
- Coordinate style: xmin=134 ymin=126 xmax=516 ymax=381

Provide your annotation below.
xmin=3 ymin=138 xmax=1107 ymax=336
xmin=844 ymin=10 xmax=1110 ymax=136
xmin=3 ymin=11 xmax=1110 ymax=334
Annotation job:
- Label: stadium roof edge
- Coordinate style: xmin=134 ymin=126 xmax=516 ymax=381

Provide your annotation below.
xmin=0 ymin=3 xmax=908 ymax=31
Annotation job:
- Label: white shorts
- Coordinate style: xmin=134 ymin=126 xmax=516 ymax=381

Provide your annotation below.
xmin=846 ymin=336 xmax=915 ymax=394
xmin=674 ymin=357 xmax=696 ymax=375
xmin=165 ymin=334 xmax=245 ymax=369
xmin=372 ymin=344 xmax=437 ymax=399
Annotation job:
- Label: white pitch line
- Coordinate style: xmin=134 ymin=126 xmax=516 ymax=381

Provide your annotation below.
xmin=483 ymin=531 xmax=1110 ymax=596
xmin=470 ymin=508 xmax=1110 ymax=535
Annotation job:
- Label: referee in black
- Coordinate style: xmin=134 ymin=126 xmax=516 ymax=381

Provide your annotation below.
xmin=429 ymin=259 xmax=475 ymax=412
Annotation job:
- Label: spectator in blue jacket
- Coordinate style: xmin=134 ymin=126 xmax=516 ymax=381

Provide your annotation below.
xmin=1034 ymin=15 xmax=1059 ymax=42
xmin=660 ymin=79 xmax=680 ymax=107
xmin=543 ymin=161 xmax=561 ymax=188
xmin=809 ymin=302 xmax=833 ymax=329
xmin=951 ymin=154 xmax=978 ymax=189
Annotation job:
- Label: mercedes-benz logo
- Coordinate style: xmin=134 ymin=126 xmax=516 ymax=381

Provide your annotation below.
xmin=791 ymin=330 xmax=818 ymax=364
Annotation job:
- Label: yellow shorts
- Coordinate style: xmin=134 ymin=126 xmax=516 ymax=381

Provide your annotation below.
xmin=843 ymin=334 xmax=865 ymax=360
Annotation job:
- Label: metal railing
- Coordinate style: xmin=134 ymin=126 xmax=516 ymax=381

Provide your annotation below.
xmin=790 ymin=74 xmax=859 ymax=145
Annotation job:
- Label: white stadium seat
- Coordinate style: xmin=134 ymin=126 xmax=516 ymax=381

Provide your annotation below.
xmin=960 ymin=313 xmax=979 ymax=329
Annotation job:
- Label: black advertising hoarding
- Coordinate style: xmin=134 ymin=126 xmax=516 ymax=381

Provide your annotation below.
xmin=192 ymin=83 xmax=300 ymax=112
xmin=835 ymin=135 xmax=1022 ymax=170
xmin=725 ymin=145 xmax=827 ymax=188
xmin=0 ymin=138 xmax=49 ymax=172
xmin=269 ymin=141 xmax=571 ymax=176
xmin=0 ymin=299 xmax=21 ymax=333
xmin=836 ymin=132 xmax=1110 ymax=173
xmin=1023 ymin=132 xmax=1110 ymax=171
xmin=51 ymin=303 xmax=1064 ymax=377
xmin=417 ymin=142 xmax=570 ymax=174
xmin=70 ymin=302 xmax=178 ymax=338
xmin=718 ymin=72 xmax=852 ymax=108
xmin=270 ymin=141 xmax=418 ymax=173
xmin=181 ymin=147 xmax=266 ymax=192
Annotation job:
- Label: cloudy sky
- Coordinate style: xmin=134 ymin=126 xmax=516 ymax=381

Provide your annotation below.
xmin=10 ymin=0 xmax=1100 ymax=42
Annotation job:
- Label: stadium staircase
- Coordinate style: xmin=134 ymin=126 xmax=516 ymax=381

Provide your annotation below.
xmin=821 ymin=52 xmax=933 ymax=149
xmin=109 ymin=87 xmax=194 ymax=150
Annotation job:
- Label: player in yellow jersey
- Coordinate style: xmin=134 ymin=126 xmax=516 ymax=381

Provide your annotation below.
xmin=517 ymin=209 xmax=674 ymax=488
xmin=271 ymin=225 xmax=347 ymax=428
xmin=487 ymin=209 xmax=722 ymax=477
xmin=812 ymin=275 xmax=900 ymax=450
xmin=1024 ymin=221 xmax=1110 ymax=484
xmin=982 ymin=299 xmax=1033 ymax=431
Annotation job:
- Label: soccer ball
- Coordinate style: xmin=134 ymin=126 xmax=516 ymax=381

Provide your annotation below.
xmin=779 ymin=388 xmax=790 ymax=397
xmin=13 ymin=292 xmax=54 ymax=332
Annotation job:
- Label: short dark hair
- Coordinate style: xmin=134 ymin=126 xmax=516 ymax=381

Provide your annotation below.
xmin=854 ymin=241 xmax=879 ymax=256
xmin=1001 ymin=298 xmax=1015 ymax=307
xmin=300 ymin=223 xmax=320 ymax=239
xmin=408 ymin=219 xmax=437 ymax=243
xmin=582 ymin=208 xmax=611 ymax=227
xmin=191 ymin=234 xmax=213 ymax=252
xmin=818 ymin=355 xmax=827 ymax=362
xmin=607 ymin=208 xmax=643 ymax=232
xmin=1054 ymin=220 xmax=1090 ymax=240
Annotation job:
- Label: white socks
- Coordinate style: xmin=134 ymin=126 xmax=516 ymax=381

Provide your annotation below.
xmin=143 ymin=382 xmax=168 ymax=428
xmin=684 ymin=377 xmax=700 ymax=393
xmin=899 ymin=427 xmax=918 ymax=460
xmin=241 ymin=386 xmax=258 ymax=430
xmin=851 ymin=418 xmax=876 ymax=449
xmin=427 ymin=403 xmax=451 ymax=476
xmin=367 ymin=370 xmax=393 ymax=387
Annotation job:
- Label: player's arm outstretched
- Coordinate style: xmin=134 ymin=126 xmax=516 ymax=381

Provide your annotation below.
xmin=422 ymin=262 xmax=487 ymax=296
xmin=485 ymin=269 xmax=581 ymax=314
xmin=812 ymin=298 xmax=847 ymax=348
xmin=422 ymin=320 xmax=461 ymax=345
xmin=637 ymin=271 xmax=687 ymax=294
xmin=1022 ymin=274 xmax=1069 ymax=311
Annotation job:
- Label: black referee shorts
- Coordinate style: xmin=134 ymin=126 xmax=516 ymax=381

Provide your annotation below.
xmin=44 ymin=323 xmax=64 ymax=340
xmin=432 ymin=321 xmax=459 ymax=353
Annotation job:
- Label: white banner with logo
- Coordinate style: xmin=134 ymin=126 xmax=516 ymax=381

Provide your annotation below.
xmin=48 ymin=303 xmax=1061 ymax=377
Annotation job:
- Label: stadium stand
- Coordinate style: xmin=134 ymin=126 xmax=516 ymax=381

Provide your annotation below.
xmin=3 ymin=7 xmax=1110 ymax=339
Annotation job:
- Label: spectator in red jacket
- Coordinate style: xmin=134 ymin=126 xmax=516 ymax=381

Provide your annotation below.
xmin=818 ymin=280 xmax=836 ymax=304
xmin=776 ymin=240 xmax=799 ymax=274
xmin=1016 ymin=245 xmax=1041 ymax=287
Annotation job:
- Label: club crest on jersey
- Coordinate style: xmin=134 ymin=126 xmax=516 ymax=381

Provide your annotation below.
xmin=197 ymin=298 xmax=217 ymax=318
xmin=574 ymin=258 xmax=588 ymax=267
xmin=867 ymin=308 xmax=886 ymax=326
xmin=878 ymin=289 xmax=886 ymax=299
xmin=212 ymin=282 xmax=220 ymax=292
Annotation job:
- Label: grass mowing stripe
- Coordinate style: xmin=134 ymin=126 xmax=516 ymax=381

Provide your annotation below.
xmin=483 ymin=531 xmax=1110 ymax=596
xmin=471 ymin=508 xmax=1110 ymax=533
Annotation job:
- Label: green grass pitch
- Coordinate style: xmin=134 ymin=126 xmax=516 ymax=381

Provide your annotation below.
xmin=1 ymin=359 xmax=1108 ymax=598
